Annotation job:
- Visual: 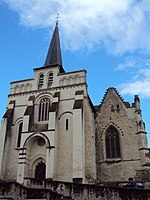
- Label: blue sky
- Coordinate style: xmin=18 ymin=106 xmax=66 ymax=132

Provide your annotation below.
xmin=0 ymin=0 xmax=150 ymax=145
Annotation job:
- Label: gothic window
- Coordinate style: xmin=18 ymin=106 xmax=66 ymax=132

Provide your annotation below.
xmin=17 ymin=122 xmax=23 ymax=147
xmin=48 ymin=72 xmax=53 ymax=87
xmin=106 ymin=126 xmax=121 ymax=159
xmin=38 ymin=74 xmax=44 ymax=88
xmin=38 ymin=98 xmax=51 ymax=121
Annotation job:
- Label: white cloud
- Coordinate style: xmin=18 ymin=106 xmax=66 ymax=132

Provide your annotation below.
xmin=116 ymin=57 xmax=136 ymax=70
xmin=116 ymin=57 xmax=150 ymax=71
xmin=117 ymin=57 xmax=150 ymax=98
xmin=2 ymin=0 xmax=150 ymax=54
xmin=119 ymin=68 xmax=150 ymax=98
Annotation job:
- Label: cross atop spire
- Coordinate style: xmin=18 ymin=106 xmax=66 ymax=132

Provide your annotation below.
xmin=44 ymin=21 xmax=64 ymax=72
xmin=55 ymin=13 xmax=60 ymax=25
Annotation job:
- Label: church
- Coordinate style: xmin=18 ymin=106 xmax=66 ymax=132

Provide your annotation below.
xmin=0 ymin=22 xmax=150 ymax=186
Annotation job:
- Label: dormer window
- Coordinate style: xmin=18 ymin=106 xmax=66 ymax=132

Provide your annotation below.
xmin=48 ymin=72 xmax=53 ymax=87
xmin=38 ymin=74 xmax=44 ymax=88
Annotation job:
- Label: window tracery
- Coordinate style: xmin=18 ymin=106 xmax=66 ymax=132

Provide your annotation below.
xmin=38 ymin=97 xmax=51 ymax=121
xmin=106 ymin=125 xmax=121 ymax=159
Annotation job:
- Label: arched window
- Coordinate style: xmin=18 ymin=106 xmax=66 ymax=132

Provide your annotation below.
xmin=106 ymin=126 xmax=121 ymax=159
xmin=38 ymin=74 xmax=44 ymax=88
xmin=17 ymin=122 xmax=23 ymax=147
xmin=48 ymin=72 xmax=53 ymax=87
xmin=38 ymin=98 xmax=51 ymax=121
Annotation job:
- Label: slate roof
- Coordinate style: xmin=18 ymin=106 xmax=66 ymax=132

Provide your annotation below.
xmin=44 ymin=23 xmax=63 ymax=69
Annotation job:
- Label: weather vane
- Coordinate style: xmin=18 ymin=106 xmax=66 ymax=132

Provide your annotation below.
xmin=55 ymin=13 xmax=60 ymax=25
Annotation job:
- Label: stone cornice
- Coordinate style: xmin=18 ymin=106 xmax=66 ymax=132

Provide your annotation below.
xmin=8 ymin=83 xmax=87 ymax=98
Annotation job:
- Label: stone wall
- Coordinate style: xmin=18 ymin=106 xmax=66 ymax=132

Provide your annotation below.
xmin=0 ymin=181 xmax=27 ymax=200
xmin=1 ymin=180 xmax=150 ymax=200
xmin=84 ymin=97 xmax=96 ymax=183
xmin=95 ymin=88 xmax=143 ymax=182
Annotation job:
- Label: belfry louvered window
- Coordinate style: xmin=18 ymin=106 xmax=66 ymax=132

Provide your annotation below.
xmin=38 ymin=98 xmax=51 ymax=121
xmin=38 ymin=74 xmax=44 ymax=88
xmin=48 ymin=72 xmax=53 ymax=86
xmin=106 ymin=126 xmax=121 ymax=159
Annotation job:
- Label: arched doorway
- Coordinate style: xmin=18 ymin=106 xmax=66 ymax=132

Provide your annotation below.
xmin=35 ymin=161 xmax=46 ymax=179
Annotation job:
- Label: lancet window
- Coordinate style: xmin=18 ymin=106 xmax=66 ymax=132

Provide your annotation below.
xmin=17 ymin=122 xmax=23 ymax=147
xmin=106 ymin=125 xmax=121 ymax=159
xmin=66 ymin=119 xmax=68 ymax=130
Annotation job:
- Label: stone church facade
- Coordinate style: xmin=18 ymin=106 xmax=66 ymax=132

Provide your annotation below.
xmin=0 ymin=23 xmax=150 ymax=186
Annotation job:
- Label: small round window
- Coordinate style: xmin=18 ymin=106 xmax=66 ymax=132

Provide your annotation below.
xmin=37 ymin=138 xmax=45 ymax=147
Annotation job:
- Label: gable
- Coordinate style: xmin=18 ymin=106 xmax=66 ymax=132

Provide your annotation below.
xmin=98 ymin=87 xmax=129 ymax=117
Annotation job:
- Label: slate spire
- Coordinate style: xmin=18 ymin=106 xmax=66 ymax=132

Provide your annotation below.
xmin=44 ymin=22 xmax=64 ymax=71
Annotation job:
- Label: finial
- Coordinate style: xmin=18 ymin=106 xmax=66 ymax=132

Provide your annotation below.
xmin=55 ymin=13 xmax=60 ymax=25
